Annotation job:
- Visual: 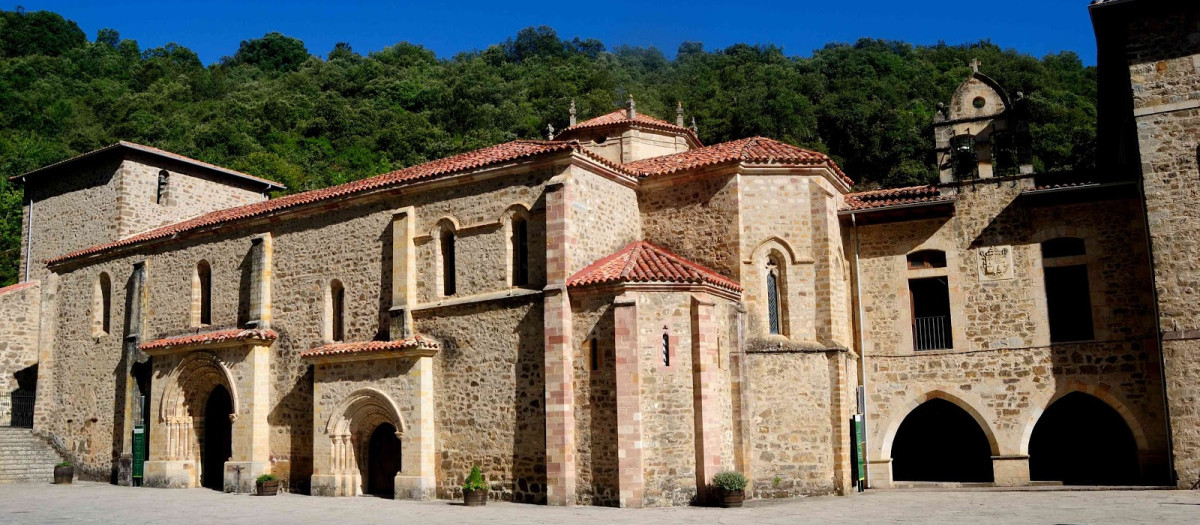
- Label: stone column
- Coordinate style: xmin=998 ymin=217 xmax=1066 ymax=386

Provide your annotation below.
xmin=543 ymin=173 xmax=576 ymax=506
xmin=389 ymin=208 xmax=417 ymax=339
xmin=613 ymin=293 xmax=644 ymax=507
xmin=248 ymin=234 xmax=272 ymax=328
xmin=396 ymin=354 xmax=437 ymax=500
xmin=225 ymin=342 xmax=272 ymax=493
xmin=827 ymin=351 xmax=853 ymax=495
xmin=991 ymin=455 xmax=1030 ymax=487
xmin=690 ymin=294 xmax=722 ymax=501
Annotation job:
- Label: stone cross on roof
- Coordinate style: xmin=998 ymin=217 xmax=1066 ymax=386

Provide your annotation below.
xmin=970 ymin=58 xmax=981 ymax=73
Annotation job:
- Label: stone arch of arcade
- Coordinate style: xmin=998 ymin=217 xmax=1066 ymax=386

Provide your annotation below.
xmin=880 ymin=390 xmax=1000 ymax=484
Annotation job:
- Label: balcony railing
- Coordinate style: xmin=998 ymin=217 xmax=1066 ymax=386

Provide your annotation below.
xmin=913 ymin=316 xmax=951 ymax=351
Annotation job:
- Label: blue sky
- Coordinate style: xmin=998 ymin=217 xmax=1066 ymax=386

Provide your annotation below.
xmin=21 ymin=1 xmax=1101 ymax=65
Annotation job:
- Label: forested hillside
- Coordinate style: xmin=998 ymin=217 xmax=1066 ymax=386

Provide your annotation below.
xmin=0 ymin=9 xmax=1098 ymax=286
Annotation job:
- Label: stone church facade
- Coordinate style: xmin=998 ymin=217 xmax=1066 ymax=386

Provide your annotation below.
xmin=0 ymin=0 xmax=1197 ymax=506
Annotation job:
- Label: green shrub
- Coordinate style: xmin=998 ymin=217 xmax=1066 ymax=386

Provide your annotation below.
xmin=55 ymin=461 xmax=72 ymax=468
xmin=462 ymin=465 xmax=487 ymax=491
xmin=256 ymin=474 xmax=277 ymax=483
xmin=712 ymin=470 xmax=748 ymax=491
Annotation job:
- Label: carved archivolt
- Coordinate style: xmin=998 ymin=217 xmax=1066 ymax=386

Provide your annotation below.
xmin=158 ymin=351 xmax=239 ymax=461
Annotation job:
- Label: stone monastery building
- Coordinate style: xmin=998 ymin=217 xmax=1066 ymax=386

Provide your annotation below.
xmin=1 ymin=0 xmax=1198 ymax=507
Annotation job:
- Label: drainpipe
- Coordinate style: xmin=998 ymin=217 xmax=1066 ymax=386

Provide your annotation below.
xmin=24 ymin=191 xmax=33 ymax=283
xmin=1135 ymin=178 xmax=1177 ymax=486
xmin=851 ymin=212 xmax=869 ymax=488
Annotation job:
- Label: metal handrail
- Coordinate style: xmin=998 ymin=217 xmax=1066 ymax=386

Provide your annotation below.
xmin=913 ymin=316 xmax=950 ymax=351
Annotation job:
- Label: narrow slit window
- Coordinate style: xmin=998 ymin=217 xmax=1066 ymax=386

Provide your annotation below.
xmin=96 ymin=273 xmax=112 ymax=335
xmin=441 ymin=229 xmax=456 ymax=296
xmin=512 ymin=216 xmax=529 ymax=286
xmin=662 ymin=333 xmax=670 ymax=367
xmin=767 ymin=268 xmax=781 ymax=335
xmin=196 ymin=261 xmax=212 ymax=326
xmin=156 ymin=170 xmax=170 ymax=205
xmin=590 ymin=337 xmax=599 ymax=371
xmin=330 ymin=280 xmax=345 ymax=342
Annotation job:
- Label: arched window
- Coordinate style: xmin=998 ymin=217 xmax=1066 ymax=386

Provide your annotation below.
xmin=194 ymin=260 xmax=212 ymax=326
xmin=662 ymin=332 xmax=671 ymax=367
xmin=510 ymin=215 xmax=529 ymax=287
xmin=156 ymin=170 xmax=170 ymax=205
xmin=95 ymin=272 xmax=111 ymax=336
xmin=1041 ymin=237 xmax=1093 ymax=342
xmin=439 ymin=225 xmax=457 ymax=297
xmin=766 ymin=257 xmax=784 ymax=336
xmin=328 ymin=279 xmax=345 ymax=342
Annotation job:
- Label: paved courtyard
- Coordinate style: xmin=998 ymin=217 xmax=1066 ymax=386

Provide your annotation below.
xmin=1 ymin=483 xmax=1198 ymax=524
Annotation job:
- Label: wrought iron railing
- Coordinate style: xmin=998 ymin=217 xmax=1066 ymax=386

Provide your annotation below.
xmin=913 ymin=316 xmax=951 ymax=351
xmin=10 ymin=390 xmax=35 ymax=428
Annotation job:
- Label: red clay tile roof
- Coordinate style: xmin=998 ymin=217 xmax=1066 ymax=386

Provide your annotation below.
xmin=624 ymin=136 xmax=852 ymax=186
xmin=842 ymin=185 xmax=950 ymax=211
xmin=139 ymin=328 xmax=278 ymax=351
xmin=568 ymin=240 xmax=742 ymax=293
xmin=0 ymin=281 xmax=37 ymax=296
xmin=12 ymin=141 xmax=285 ymax=190
xmin=299 ymin=335 xmax=440 ymax=359
xmin=48 ymin=140 xmax=593 ymax=265
xmin=558 ymin=109 xmax=702 ymax=145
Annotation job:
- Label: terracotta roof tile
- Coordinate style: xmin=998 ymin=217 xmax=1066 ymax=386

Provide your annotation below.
xmin=558 ymin=109 xmax=702 ymax=145
xmin=300 ymin=335 xmax=440 ymax=359
xmin=0 ymin=281 xmax=38 ymax=296
xmin=48 ymin=140 xmax=585 ymax=265
xmin=842 ymin=185 xmax=950 ymax=211
xmin=139 ymin=328 xmax=278 ymax=352
xmin=568 ymin=240 xmax=742 ymax=293
xmin=624 ymin=136 xmax=852 ymax=186
xmin=12 ymin=141 xmax=285 ymax=190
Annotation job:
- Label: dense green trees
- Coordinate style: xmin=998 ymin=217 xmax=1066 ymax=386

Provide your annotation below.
xmin=0 ymin=10 xmax=1099 ymax=286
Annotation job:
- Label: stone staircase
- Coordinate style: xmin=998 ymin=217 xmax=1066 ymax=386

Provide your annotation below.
xmin=0 ymin=426 xmax=66 ymax=483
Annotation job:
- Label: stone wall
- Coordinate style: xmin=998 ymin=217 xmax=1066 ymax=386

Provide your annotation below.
xmin=1122 ymin=3 xmax=1200 ymax=488
xmin=568 ymin=167 xmax=642 ymax=273
xmin=21 ymin=158 xmax=123 ymax=285
xmin=117 ymin=155 xmax=266 ymax=238
xmin=570 ymin=294 xmax=618 ymax=506
xmin=0 ymin=281 xmax=40 ymax=425
xmin=639 ymin=171 xmax=741 ymax=279
xmin=852 ymin=180 xmax=1167 ymax=485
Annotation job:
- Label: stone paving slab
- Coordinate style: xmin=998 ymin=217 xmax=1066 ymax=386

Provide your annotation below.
xmin=0 ymin=482 xmax=1198 ymax=524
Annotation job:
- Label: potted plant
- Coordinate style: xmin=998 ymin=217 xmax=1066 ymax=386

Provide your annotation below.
xmin=712 ymin=470 xmax=748 ymax=508
xmin=461 ymin=465 xmax=487 ymax=506
xmin=53 ymin=461 xmax=74 ymax=485
xmin=255 ymin=474 xmax=280 ymax=496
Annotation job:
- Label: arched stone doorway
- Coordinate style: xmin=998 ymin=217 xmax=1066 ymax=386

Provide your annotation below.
xmin=318 ymin=388 xmax=407 ymax=497
xmin=891 ymin=398 xmax=994 ymax=482
xmin=367 ymin=422 xmax=401 ymax=497
xmin=1029 ymin=392 xmax=1140 ymax=485
xmin=201 ymin=385 xmax=233 ymax=490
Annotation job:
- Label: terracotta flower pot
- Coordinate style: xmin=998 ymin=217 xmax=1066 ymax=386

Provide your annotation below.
xmin=256 ymin=479 xmax=280 ymax=496
xmin=463 ymin=488 xmax=487 ymax=506
xmin=719 ymin=488 xmax=744 ymax=508
xmin=53 ymin=465 xmax=74 ymax=485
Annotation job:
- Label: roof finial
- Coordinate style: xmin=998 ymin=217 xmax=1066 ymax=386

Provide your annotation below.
xmin=676 ymin=101 xmax=685 ymax=127
xmin=547 ymin=123 xmax=555 ymax=140
xmin=690 ymin=116 xmax=699 ymax=135
xmin=568 ymin=99 xmax=577 ymax=127
xmin=626 ymin=94 xmax=636 ymax=120
xmin=970 ymin=58 xmax=981 ymax=74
